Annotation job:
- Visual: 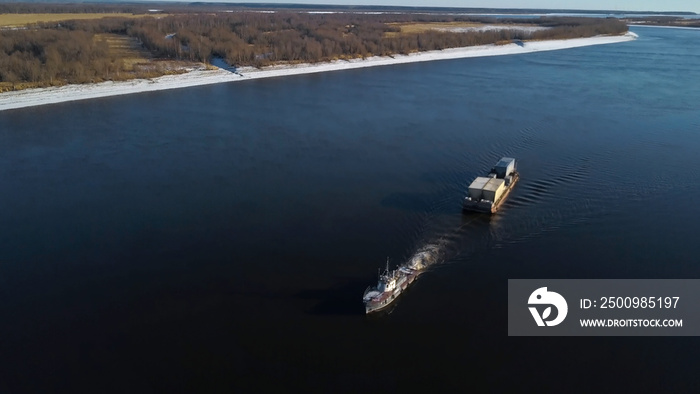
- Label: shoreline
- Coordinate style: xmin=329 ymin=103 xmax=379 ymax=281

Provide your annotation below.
xmin=627 ymin=24 xmax=700 ymax=30
xmin=0 ymin=32 xmax=637 ymax=112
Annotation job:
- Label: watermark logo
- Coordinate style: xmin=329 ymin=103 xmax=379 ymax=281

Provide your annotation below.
xmin=528 ymin=287 xmax=568 ymax=327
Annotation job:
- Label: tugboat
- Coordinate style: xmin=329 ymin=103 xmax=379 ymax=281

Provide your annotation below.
xmin=363 ymin=259 xmax=421 ymax=314
xmin=463 ymin=157 xmax=519 ymax=214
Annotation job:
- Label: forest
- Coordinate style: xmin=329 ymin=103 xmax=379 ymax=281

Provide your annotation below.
xmin=0 ymin=5 xmax=629 ymax=91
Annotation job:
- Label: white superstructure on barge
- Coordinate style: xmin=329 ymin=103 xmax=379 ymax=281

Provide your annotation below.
xmin=463 ymin=157 xmax=519 ymax=214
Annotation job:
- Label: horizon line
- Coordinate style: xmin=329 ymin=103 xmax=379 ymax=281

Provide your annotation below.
xmin=126 ymin=1 xmax=698 ymax=15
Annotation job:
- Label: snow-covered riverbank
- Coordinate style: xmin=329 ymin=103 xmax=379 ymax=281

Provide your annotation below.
xmin=0 ymin=32 xmax=637 ymax=112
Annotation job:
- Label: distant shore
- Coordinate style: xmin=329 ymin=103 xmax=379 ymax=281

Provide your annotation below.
xmin=0 ymin=32 xmax=637 ymax=112
xmin=627 ymin=24 xmax=700 ymax=30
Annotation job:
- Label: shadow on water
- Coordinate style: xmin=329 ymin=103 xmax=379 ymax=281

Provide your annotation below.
xmin=296 ymin=276 xmax=431 ymax=317
xmin=364 ymin=304 xmax=399 ymax=319
xmin=459 ymin=210 xmax=498 ymax=227
xmin=295 ymin=279 xmax=368 ymax=316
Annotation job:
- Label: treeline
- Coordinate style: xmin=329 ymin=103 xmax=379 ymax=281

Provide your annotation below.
xmin=87 ymin=13 xmax=626 ymax=66
xmin=623 ymin=16 xmax=700 ymax=28
xmin=530 ymin=17 xmax=628 ymax=39
xmin=0 ymin=18 xmax=175 ymax=90
xmin=124 ymin=13 xmax=455 ymax=65
xmin=0 ymin=29 xmax=123 ymax=86
xmin=0 ymin=12 xmax=627 ymax=89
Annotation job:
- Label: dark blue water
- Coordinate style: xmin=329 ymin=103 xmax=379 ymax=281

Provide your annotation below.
xmin=1 ymin=26 xmax=700 ymax=392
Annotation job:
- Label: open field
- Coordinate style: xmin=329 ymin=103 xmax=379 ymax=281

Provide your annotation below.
xmin=94 ymin=33 xmax=152 ymax=71
xmin=95 ymin=34 xmax=199 ymax=77
xmin=0 ymin=13 xmax=157 ymax=27
xmin=386 ymin=21 xmax=483 ymax=37
xmin=385 ymin=21 xmax=551 ymax=38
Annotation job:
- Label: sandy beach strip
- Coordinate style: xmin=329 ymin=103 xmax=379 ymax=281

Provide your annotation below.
xmin=0 ymin=32 xmax=637 ymax=112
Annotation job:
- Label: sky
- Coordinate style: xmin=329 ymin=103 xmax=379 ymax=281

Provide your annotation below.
xmin=195 ymin=1 xmax=699 ymax=13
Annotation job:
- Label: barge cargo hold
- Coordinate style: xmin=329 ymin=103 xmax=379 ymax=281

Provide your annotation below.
xmin=463 ymin=157 xmax=519 ymax=214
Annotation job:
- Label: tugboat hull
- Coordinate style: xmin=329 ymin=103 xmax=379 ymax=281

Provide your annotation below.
xmin=363 ymin=265 xmax=421 ymax=314
xmin=364 ymin=271 xmax=419 ymax=314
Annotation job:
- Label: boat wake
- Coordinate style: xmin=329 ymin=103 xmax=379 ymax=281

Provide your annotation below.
xmin=406 ymin=240 xmax=450 ymax=271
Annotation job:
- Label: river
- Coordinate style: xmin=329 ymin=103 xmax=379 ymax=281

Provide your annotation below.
xmin=1 ymin=26 xmax=699 ymax=391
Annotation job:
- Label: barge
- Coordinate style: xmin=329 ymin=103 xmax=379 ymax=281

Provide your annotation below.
xmin=463 ymin=157 xmax=519 ymax=214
